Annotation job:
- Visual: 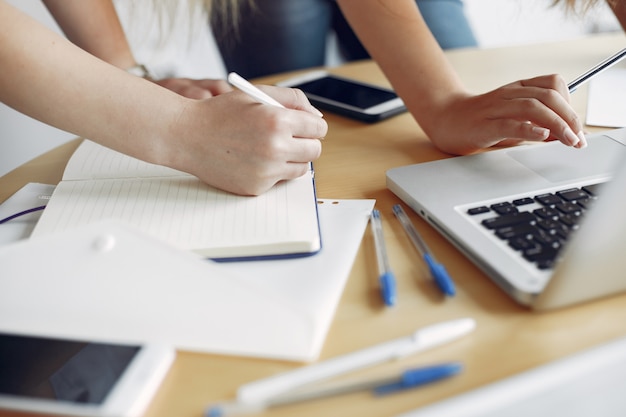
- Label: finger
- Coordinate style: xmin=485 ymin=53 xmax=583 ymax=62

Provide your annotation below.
xmin=286 ymin=137 xmax=323 ymax=163
xmin=182 ymin=86 xmax=214 ymax=100
xmin=196 ymin=79 xmax=232 ymax=95
xmin=491 ymin=90 xmax=584 ymax=147
xmin=258 ymin=85 xmax=324 ymax=117
xmin=286 ymin=111 xmax=328 ymax=140
xmin=519 ymin=74 xmax=569 ymax=97
xmin=510 ymin=78 xmax=586 ymax=144
xmin=283 ymin=162 xmax=315 ymax=180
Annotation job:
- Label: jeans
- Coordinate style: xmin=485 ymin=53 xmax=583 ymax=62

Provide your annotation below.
xmin=211 ymin=0 xmax=478 ymax=79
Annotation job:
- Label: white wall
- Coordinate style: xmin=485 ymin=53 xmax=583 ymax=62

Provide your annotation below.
xmin=465 ymin=0 xmax=620 ymax=47
xmin=0 ymin=0 xmax=621 ymax=177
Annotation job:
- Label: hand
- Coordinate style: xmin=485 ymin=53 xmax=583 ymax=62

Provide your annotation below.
xmin=165 ymin=85 xmax=327 ymax=195
xmin=426 ymin=74 xmax=587 ymax=155
xmin=153 ymin=78 xmax=232 ymax=99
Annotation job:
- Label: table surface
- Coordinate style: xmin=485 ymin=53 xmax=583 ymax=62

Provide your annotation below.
xmin=2 ymin=33 xmax=626 ymax=417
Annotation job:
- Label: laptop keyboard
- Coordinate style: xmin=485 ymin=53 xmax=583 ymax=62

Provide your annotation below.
xmin=467 ymin=183 xmax=605 ymax=270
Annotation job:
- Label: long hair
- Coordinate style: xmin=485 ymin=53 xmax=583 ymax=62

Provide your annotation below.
xmin=119 ymin=0 xmax=250 ymax=48
xmin=552 ymin=0 xmax=619 ymax=13
xmin=149 ymin=0 xmax=246 ymax=29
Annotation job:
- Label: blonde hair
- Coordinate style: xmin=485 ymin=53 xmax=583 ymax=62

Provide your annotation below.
xmin=552 ymin=0 xmax=619 ymax=13
xmin=149 ymin=0 xmax=245 ymax=30
xmin=120 ymin=0 xmax=249 ymax=48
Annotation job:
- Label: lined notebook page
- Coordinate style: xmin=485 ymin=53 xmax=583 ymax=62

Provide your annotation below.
xmin=62 ymin=139 xmax=187 ymax=180
xmin=31 ymin=141 xmax=320 ymax=259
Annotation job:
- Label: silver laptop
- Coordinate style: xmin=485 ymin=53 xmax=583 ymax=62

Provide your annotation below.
xmin=387 ymin=128 xmax=626 ymax=310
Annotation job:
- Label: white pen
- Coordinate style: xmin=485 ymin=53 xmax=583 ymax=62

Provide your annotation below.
xmin=227 ymin=72 xmax=285 ymax=108
xmin=235 ymin=318 xmax=476 ymax=404
xmin=206 ymin=362 xmax=463 ymax=417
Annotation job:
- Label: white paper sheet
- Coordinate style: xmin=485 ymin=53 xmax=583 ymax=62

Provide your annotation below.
xmin=0 ymin=199 xmax=374 ymax=362
xmin=586 ymin=68 xmax=626 ymax=128
xmin=0 ymin=183 xmax=54 ymax=245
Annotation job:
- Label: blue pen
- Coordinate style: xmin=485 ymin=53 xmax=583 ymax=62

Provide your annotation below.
xmin=374 ymin=362 xmax=462 ymax=395
xmin=392 ymin=204 xmax=456 ymax=296
xmin=206 ymin=362 xmax=463 ymax=417
xmin=370 ymin=209 xmax=397 ymax=306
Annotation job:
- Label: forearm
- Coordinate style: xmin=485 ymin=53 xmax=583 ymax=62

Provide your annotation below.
xmin=1 ymin=1 xmax=182 ymax=167
xmin=42 ymin=0 xmax=136 ymax=69
xmin=337 ymin=0 xmax=468 ymax=136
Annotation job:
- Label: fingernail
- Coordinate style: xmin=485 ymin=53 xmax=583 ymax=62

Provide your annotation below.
xmin=564 ymin=128 xmax=580 ymax=146
xmin=576 ymin=131 xmax=588 ymax=149
xmin=312 ymin=107 xmax=324 ymax=118
xmin=532 ymin=126 xmax=550 ymax=140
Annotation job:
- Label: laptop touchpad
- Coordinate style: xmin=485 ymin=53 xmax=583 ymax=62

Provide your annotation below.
xmin=506 ymin=135 xmax=626 ymax=183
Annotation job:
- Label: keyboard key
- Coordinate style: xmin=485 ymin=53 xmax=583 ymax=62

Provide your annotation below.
xmin=577 ymin=198 xmax=594 ymax=210
xmin=523 ymin=245 xmax=560 ymax=268
xmin=512 ymin=244 xmax=556 ymax=267
xmin=482 ymin=211 xmax=536 ymax=229
xmin=533 ymin=207 xmax=560 ymax=220
xmin=582 ymin=183 xmax=603 ymax=196
xmin=555 ymin=202 xmax=582 ymax=215
xmin=532 ymin=231 xmax=563 ymax=249
xmin=535 ymin=193 xmax=563 ymax=206
xmin=513 ymin=197 xmax=534 ymax=206
xmin=468 ymin=206 xmax=490 ymax=215
xmin=536 ymin=217 xmax=567 ymax=232
xmin=559 ymin=213 xmax=582 ymax=228
xmin=490 ymin=202 xmax=519 ymax=215
xmin=495 ymin=223 xmax=538 ymax=239
xmin=508 ymin=236 xmax=538 ymax=251
xmin=557 ymin=188 xmax=590 ymax=202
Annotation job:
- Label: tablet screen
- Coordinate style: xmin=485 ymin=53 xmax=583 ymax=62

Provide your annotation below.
xmin=0 ymin=333 xmax=140 ymax=405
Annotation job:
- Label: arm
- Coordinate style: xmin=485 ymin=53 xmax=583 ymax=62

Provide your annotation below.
xmin=42 ymin=0 xmax=135 ymax=69
xmin=43 ymin=0 xmax=231 ymax=99
xmin=337 ymin=0 xmax=586 ymax=154
xmin=0 ymin=1 xmax=326 ymax=195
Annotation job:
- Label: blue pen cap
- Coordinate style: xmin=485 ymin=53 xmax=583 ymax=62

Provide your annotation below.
xmin=374 ymin=362 xmax=463 ymax=396
xmin=380 ymin=271 xmax=397 ymax=306
xmin=205 ymin=407 xmax=223 ymax=417
xmin=424 ymin=254 xmax=456 ymax=296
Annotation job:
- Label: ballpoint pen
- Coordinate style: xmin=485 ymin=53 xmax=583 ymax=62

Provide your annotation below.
xmin=205 ymin=362 xmax=463 ymax=417
xmin=393 ymin=204 xmax=456 ymax=296
xmin=235 ymin=317 xmax=475 ymax=404
xmin=568 ymin=47 xmax=626 ymax=93
xmin=227 ymin=72 xmax=285 ymax=108
xmin=370 ymin=209 xmax=397 ymax=306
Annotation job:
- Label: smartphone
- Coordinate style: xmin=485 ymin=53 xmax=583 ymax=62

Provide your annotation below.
xmin=0 ymin=332 xmax=175 ymax=417
xmin=277 ymin=70 xmax=406 ymax=123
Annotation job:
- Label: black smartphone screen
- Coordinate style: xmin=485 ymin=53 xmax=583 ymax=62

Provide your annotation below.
xmin=0 ymin=333 xmax=140 ymax=405
xmin=295 ymin=76 xmax=398 ymax=110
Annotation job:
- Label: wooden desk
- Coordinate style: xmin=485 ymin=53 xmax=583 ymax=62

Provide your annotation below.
xmin=3 ymin=33 xmax=626 ymax=417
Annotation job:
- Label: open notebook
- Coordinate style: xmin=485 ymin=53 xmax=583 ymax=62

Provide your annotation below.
xmin=31 ymin=140 xmax=321 ymax=261
xmin=387 ymin=128 xmax=626 ymax=310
